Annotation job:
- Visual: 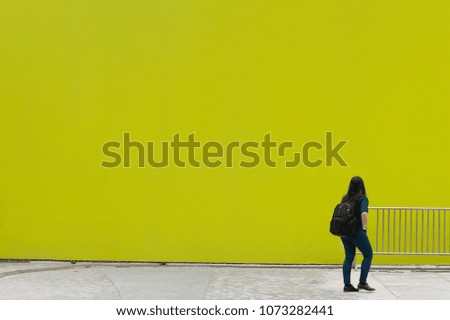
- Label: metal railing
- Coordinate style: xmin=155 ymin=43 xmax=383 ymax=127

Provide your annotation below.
xmin=366 ymin=207 xmax=450 ymax=255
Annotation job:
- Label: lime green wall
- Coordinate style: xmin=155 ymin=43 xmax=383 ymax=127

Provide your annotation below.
xmin=1 ymin=1 xmax=450 ymax=264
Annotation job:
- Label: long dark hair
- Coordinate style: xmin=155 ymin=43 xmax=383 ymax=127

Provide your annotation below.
xmin=342 ymin=176 xmax=366 ymax=201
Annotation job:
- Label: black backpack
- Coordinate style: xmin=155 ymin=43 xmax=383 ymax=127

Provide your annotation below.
xmin=330 ymin=197 xmax=359 ymax=237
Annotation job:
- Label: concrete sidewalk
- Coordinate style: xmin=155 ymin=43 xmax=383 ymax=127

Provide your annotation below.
xmin=1 ymin=261 xmax=450 ymax=300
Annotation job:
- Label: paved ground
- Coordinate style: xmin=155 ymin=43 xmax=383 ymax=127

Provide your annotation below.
xmin=1 ymin=261 xmax=450 ymax=300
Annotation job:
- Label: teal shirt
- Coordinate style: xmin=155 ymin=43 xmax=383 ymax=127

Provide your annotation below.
xmin=354 ymin=195 xmax=369 ymax=229
xmin=360 ymin=195 xmax=369 ymax=213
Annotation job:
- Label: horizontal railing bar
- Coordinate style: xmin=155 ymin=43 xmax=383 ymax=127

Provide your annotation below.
xmin=369 ymin=207 xmax=450 ymax=210
xmin=372 ymin=252 xmax=450 ymax=256
xmin=357 ymin=252 xmax=450 ymax=256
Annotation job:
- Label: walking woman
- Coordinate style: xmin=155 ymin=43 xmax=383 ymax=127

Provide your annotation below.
xmin=341 ymin=176 xmax=375 ymax=292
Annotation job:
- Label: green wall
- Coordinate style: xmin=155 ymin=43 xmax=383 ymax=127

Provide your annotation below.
xmin=1 ymin=1 xmax=450 ymax=264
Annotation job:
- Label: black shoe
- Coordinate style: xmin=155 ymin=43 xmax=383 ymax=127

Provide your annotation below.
xmin=358 ymin=283 xmax=376 ymax=291
xmin=343 ymin=284 xmax=359 ymax=292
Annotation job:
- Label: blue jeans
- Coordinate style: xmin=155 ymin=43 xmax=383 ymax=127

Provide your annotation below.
xmin=341 ymin=228 xmax=373 ymax=285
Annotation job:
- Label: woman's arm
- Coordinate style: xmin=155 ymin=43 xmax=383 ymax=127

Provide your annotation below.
xmin=360 ymin=196 xmax=369 ymax=230
xmin=361 ymin=212 xmax=368 ymax=230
